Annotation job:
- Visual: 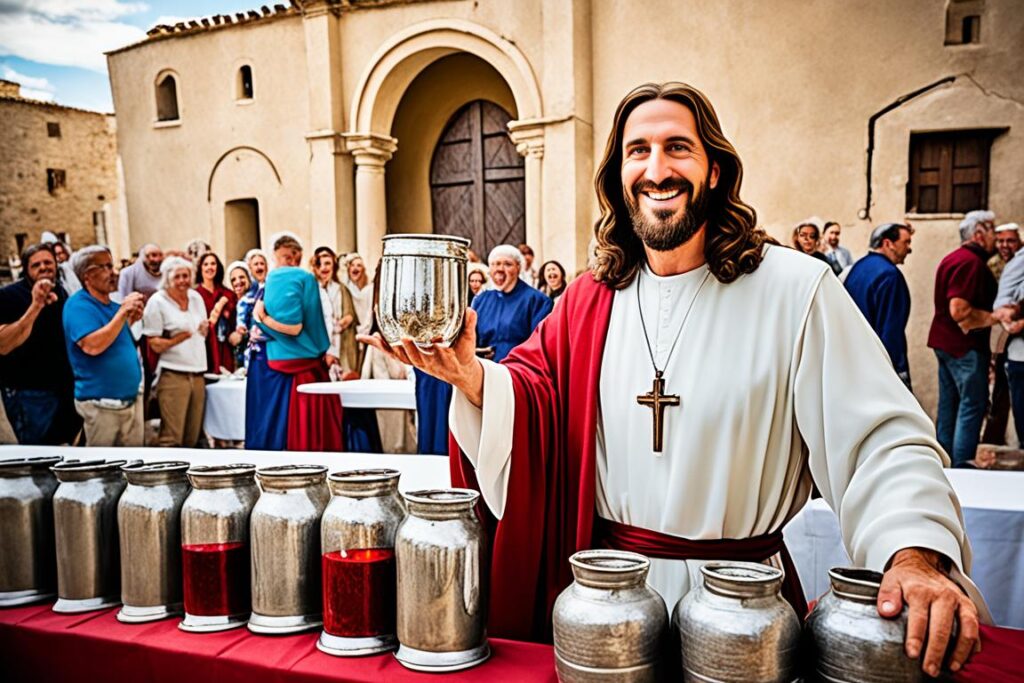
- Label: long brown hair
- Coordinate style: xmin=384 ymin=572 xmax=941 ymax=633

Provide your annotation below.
xmin=592 ymin=82 xmax=773 ymax=288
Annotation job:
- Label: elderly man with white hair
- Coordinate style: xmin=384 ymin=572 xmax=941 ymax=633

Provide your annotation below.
xmin=411 ymin=244 xmax=554 ymax=455
xmin=927 ymin=209 xmax=997 ymax=467
xmin=62 ymin=245 xmax=145 ymax=446
xmin=141 ymin=257 xmax=210 ymax=447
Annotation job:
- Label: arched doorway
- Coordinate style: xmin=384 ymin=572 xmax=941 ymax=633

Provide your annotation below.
xmin=430 ymin=100 xmax=525 ymax=256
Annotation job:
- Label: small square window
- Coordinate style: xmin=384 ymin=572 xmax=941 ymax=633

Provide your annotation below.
xmin=907 ymin=130 xmax=1002 ymax=214
xmin=47 ymin=168 xmax=66 ymax=194
xmin=47 ymin=122 xmax=61 ymax=138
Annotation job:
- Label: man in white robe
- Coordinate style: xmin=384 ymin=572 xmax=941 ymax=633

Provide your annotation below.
xmin=361 ymin=82 xmax=985 ymax=678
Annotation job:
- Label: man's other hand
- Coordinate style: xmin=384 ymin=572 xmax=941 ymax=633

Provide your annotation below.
xmin=877 ymin=548 xmax=980 ymax=677
xmin=30 ymin=278 xmax=57 ymax=308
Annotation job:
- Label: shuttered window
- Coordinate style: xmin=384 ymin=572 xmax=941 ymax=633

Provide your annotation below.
xmin=907 ymin=130 xmax=1000 ymax=214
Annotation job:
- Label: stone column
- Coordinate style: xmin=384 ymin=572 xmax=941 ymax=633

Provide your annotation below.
xmin=344 ymin=133 xmax=398 ymax=274
xmin=508 ymin=123 xmax=545 ymax=256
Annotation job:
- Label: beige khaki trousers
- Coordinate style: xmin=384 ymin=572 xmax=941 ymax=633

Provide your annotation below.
xmin=155 ymin=369 xmax=206 ymax=447
xmin=74 ymin=398 xmax=143 ymax=447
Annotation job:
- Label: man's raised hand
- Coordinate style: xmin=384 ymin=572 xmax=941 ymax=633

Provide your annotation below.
xmin=30 ymin=279 xmax=57 ymax=308
xmin=358 ymin=307 xmax=485 ymax=406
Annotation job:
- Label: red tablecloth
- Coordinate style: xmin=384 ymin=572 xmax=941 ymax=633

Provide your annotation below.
xmin=0 ymin=602 xmax=1020 ymax=682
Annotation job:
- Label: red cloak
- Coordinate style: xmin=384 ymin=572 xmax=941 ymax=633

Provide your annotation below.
xmin=450 ymin=272 xmax=805 ymax=643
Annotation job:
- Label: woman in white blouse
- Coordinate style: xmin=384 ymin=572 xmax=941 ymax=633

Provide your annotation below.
xmin=311 ymin=246 xmax=358 ymax=377
xmin=141 ymin=256 xmax=209 ymax=446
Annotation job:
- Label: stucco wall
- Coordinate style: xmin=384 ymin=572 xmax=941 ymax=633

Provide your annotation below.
xmin=0 ymin=98 xmax=119 ymax=260
xmin=107 ymin=14 xmax=312 ymax=262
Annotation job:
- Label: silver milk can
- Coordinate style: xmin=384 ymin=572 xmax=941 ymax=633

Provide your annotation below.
xmin=318 ymin=468 xmax=406 ymax=657
xmin=179 ymin=463 xmax=259 ymax=633
xmin=806 ymin=567 xmax=926 ymax=682
xmin=51 ymin=459 xmax=130 ymax=613
xmin=376 ymin=234 xmax=470 ymax=347
xmin=117 ymin=461 xmax=191 ymax=623
xmin=673 ymin=561 xmax=800 ymax=683
xmin=0 ymin=455 xmax=61 ymax=606
xmin=552 ymin=550 xmax=668 ymax=682
xmin=394 ymin=488 xmax=488 ymax=672
xmin=248 ymin=465 xmax=330 ymax=635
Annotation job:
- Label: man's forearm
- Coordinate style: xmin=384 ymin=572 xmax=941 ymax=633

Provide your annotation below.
xmin=454 ymin=359 xmax=485 ymax=408
xmin=958 ymin=308 xmax=995 ymax=332
xmin=78 ymin=311 xmax=128 ymax=356
xmin=0 ymin=303 xmax=43 ymax=355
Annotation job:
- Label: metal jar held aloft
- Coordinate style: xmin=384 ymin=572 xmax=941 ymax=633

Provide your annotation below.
xmin=806 ymin=567 xmax=926 ymax=682
xmin=318 ymin=468 xmax=406 ymax=657
xmin=0 ymin=455 xmax=61 ymax=607
xmin=394 ymin=488 xmax=488 ymax=672
xmin=553 ymin=550 xmax=668 ymax=682
xmin=51 ymin=459 xmax=131 ymax=613
xmin=376 ymin=234 xmax=470 ymax=347
xmin=249 ymin=465 xmax=330 ymax=635
xmin=673 ymin=561 xmax=799 ymax=683
xmin=179 ymin=463 xmax=259 ymax=633
xmin=117 ymin=461 xmax=191 ymax=623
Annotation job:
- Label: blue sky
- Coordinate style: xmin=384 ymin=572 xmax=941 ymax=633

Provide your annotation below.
xmin=0 ymin=1 xmax=258 ymax=112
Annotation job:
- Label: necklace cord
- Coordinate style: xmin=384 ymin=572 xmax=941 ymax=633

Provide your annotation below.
xmin=636 ymin=268 xmax=711 ymax=375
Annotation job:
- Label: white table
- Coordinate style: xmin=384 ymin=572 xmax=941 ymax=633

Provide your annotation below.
xmin=297 ymin=379 xmax=416 ymax=409
xmin=203 ymin=378 xmax=416 ymax=442
xmin=784 ymin=468 xmax=1024 ymax=628
xmin=203 ymin=378 xmax=247 ymax=441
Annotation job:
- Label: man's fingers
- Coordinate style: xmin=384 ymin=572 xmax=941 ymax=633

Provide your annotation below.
xmin=949 ymin=600 xmax=980 ymax=672
xmin=905 ymin=595 xmax=929 ymax=660
xmin=877 ymin=572 xmax=904 ymax=618
xmin=922 ymin=597 xmax=956 ymax=677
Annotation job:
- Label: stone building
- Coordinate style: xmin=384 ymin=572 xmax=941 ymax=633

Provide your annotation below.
xmin=105 ymin=0 xmax=1024 ymax=416
xmin=0 ymin=80 xmax=125 ymax=270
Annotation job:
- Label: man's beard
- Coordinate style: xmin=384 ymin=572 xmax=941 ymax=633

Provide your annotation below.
xmin=626 ymin=177 xmax=711 ymax=252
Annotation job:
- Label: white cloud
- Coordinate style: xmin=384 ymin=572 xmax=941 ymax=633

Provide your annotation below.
xmin=20 ymin=87 xmax=55 ymax=101
xmin=0 ymin=0 xmax=147 ymax=73
xmin=2 ymin=65 xmax=55 ymax=92
xmin=153 ymin=15 xmax=191 ymax=27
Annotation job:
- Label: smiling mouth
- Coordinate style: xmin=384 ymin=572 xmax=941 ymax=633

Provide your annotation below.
xmin=642 ymin=187 xmax=683 ymax=201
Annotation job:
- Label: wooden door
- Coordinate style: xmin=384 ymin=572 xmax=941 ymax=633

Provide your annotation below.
xmin=430 ymin=100 xmax=525 ymax=256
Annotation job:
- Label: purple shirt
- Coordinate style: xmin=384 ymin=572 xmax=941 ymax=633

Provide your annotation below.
xmin=927 ymin=244 xmax=996 ymax=358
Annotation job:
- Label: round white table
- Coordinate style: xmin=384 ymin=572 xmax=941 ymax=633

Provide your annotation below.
xmin=204 ymin=378 xmax=416 ymax=442
xmin=297 ymin=379 xmax=416 ymax=409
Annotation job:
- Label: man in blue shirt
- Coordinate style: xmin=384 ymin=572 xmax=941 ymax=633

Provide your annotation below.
xmin=844 ymin=223 xmax=914 ymax=388
xmin=62 ymin=245 xmax=145 ymax=446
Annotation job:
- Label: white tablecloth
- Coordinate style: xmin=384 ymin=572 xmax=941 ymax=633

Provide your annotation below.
xmin=784 ymin=468 xmax=1024 ymax=628
xmin=203 ymin=378 xmax=416 ymax=441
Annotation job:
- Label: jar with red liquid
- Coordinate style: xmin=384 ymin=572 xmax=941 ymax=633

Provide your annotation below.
xmin=178 ymin=464 xmax=258 ymax=633
xmin=317 ymin=469 xmax=406 ymax=657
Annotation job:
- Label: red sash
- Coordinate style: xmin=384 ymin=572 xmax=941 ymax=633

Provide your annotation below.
xmin=267 ymin=358 xmax=344 ymax=452
xmin=595 ymin=517 xmax=808 ymax=618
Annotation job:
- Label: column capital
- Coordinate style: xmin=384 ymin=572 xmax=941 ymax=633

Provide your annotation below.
xmin=297 ymin=0 xmax=343 ymax=19
xmin=507 ymin=120 xmax=545 ymax=159
xmin=343 ymin=132 xmax=398 ymax=167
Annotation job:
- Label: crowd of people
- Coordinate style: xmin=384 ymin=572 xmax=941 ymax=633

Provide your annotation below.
xmin=0 ymin=233 xmax=570 ymax=452
xmin=792 ymin=210 xmax=1024 ymax=468
xmin=0 ymin=213 xmax=1019 ymax=464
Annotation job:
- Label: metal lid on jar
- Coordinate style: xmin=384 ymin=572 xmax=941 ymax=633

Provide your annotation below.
xmin=402 ymin=488 xmax=478 ymax=518
xmin=827 ymin=567 xmax=883 ymax=604
xmin=382 ymin=234 xmax=470 ymax=260
xmin=700 ymin=562 xmax=785 ymax=599
xmin=328 ymin=468 xmax=400 ymax=498
xmin=0 ymin=455 xmax=62 ymax=477
xmin=186 ymin=463 xmax=257 ymax=489
xmin=256 ymin=464 xmax=328 ymax=490
xmin=569 ymin=550 xmax=650 ymax=589
xmin=51 ymin=459 xmax=133 ymax=482
xmin=122 ymin=460 xmax=190 ymax=485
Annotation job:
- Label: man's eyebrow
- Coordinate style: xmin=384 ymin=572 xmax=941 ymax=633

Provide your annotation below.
xmin=623 ymin=137 xmax=648 ymax=148
xmin=624 ymin=135 xmax=697 ymax=147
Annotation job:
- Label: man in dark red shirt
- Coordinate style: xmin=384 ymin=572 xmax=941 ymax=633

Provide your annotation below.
xmin=927 ymin=210 xmax=997 ymax=467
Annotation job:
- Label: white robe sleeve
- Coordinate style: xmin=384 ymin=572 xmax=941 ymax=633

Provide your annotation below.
xmin=795 ymin=272 xmax=990 ymax=619
xmin=448 ymin=358 xmax=515 ymax=519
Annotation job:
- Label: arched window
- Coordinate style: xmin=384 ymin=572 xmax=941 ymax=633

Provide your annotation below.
xmin=237 ymin=65 xmax=254 ymax=100
xmin=156 ymin=74 xmax=179 ymax=121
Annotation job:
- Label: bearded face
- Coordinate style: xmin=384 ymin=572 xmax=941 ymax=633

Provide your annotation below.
xmin=625 ymin=175 xmax=712 ymax=251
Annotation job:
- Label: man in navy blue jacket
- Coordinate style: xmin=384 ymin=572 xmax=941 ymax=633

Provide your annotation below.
xmin=845 ymin=223 xmax=914 ymax=388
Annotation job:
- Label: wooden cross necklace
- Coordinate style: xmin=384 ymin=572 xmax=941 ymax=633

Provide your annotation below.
xmin=636 ymin=268 xmax=711 ymax=453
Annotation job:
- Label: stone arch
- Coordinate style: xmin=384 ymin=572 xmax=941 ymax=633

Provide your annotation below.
xmin=154 ymin=68 xmax=180 ymax=121
xmin=349 ymin=19 xmax=543 ymax=135
xmin=206 ymin=146 xmax=284 ymax=261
